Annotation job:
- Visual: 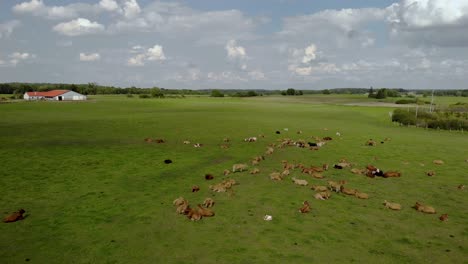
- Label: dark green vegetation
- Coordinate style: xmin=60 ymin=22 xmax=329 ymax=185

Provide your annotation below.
xmin=1 ymin=95 xmax=467 ymax=263
xmin=392 ymin=102 xmax=468 ymax=130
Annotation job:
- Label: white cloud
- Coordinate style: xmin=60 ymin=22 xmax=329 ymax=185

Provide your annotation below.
xmin=386 ymin=0 xmax=468 ymax=29
xmin=99 ymin=0 xmax=119 ymax=12
xmin=0 ymin=20 xmax=21 ymax=39
xmin=123 ymin=0 xmax=141 ymax=19
xmin=146 ymin=45 xmax=166 ymax=61
xmin=79 ymin=52 xmax=101 ymax=62
xmin=226 ymin=40 xmax=247 ymax=60
xmin=302 ymin=44 xmax=317 ymax=63
xmin=127 ymin=44 xmax=166 ymax=66
xmin=8 ymin=52 xmax=36 ymax=65
xmin=385 ymin=0 xmax=468 ymax=46
xmin=12 ymin=0 xmax=44 ymax=14
xmin=53 ymin=18 xmax=105 ymax=36
xmin=127 ymin=54 xmax=145 ymax=66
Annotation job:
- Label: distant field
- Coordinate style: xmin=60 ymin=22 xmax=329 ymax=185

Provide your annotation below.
xmin=0 ymin=95 xmax=467 ymax=263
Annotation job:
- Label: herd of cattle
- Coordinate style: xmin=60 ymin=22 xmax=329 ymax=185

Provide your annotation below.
xmin=167 ymin=131 xmax=465 ymax=223
xmin=3 ymin=132 xmax=464 ymax=224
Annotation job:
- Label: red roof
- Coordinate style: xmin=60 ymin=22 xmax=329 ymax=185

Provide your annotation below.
xmin=26 ymin=90 xmax=70 ymax=97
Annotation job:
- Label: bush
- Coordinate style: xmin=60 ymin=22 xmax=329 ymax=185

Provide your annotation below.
xmin=139 ymin=94 xmax=150 ymax=99
xmin=210 ymin=90 xmax=224 ymax=97
xmin=395 ymin=99 xmax=417 ymax=104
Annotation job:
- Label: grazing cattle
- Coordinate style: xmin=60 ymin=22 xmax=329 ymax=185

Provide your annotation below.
xmin=283 ymin=162 xmax=294 ymax=170
xmin=176 ymin=203 xmax=189 ymax=214
xmin=144 ymin=138 xmax=153 ymax=143
xmin=185 ymin=207 xmax=202 ymax=221
xmin=155 ymin=139 xmax=165 ymax=143
xmin=275 ymin=131 xmax=281 ymax=134
xmin=270 ymin=172 xmax=283 ymax=181
xmin=433 ymin=160 xmax=444 ymax=165
xmin=253 ymin=156 xmax=265 ymax=162
xmin=308 ymin=142 xmax=318 ymax=147
xmin=426 ymin=171 xmax=436 ymax=177
xmin=315 ymin=190 xmax=332 ymax=200
xmin=316 ymin=141 xmax=326 ymax=147
xmin=197 ymin=204 xmax=215 ymax=217
xmin=383 ymin=200 xmax=401 ymax=210
xmin=205 ymin=174 xmax=214 ymax=180
xmin=251 ymin=160 xmax=259 ymax=166
xmin=193 ymin=143 xmax=203 ymax=148
xmin=3 ymin=209 xmax=26 ymax=223
xmin=340 ymin=186 xmax=357 ymax=196
xmin=232 ymin=163 xmax=248 ymax=172
xmin=333 ymin=164 xmax=343 ymax=169
xmin=311 ymin=185 xmax=328 ymax=192
xmin=384 ymin=171 xmax=401 ymax=178
xmin=164 ymin=159 xmax=172 ymax=164
xmin=192 ymin=185 xmax=200 ymax=192
xmin=439 ymin=214 xmax=448 ymax=222
xmin=220 ymin=144 xmax=230 ymax=149
xmin=412 ymin=202 xmax=436 ymax=214
xmin=183 ymin=140 xmax=190 ymax=144
xmin=297 ymin=130 xmax=303 ymax=134
xmin=250 ymin=168 xmax=260 ymax=174
xmin=203 ymin=198 xmax=215 ymax=208
xmin=282 ymin=169 xmax=290 ymax=177
xmin=223 ymin=138 xmax=230 ymax=142
xmin=366 ymin=139 xmax=377 ymax=146
xmin=223 ymin=169 xmax=231 ymax=176
xmin=354 ymin=191 xmax=369 ymax=199
xmin=336 ymin=132 xmax=341 ymax=136
xmin=299 ymin=201 xmax=311 ymax=213
xmin=458 ymin=184 xmax=465 ymax=190
xmin=323 ymin=136 xmax=332 ymax=141
xmin=292 ymin=177 xmax=308 ymax=186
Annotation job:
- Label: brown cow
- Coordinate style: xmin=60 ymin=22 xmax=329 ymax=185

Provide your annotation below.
xmin=3 ymin=209 xmax=25 ymax=223
xmin=197 ymin=204 xmax=215 ymax=217
xmin=412 ymin=202 xmax=436 ymax=214
xmin=439 ymin=214 xmax=448 ymax=222
xmin=299 ymin=201 xmax=311 ymax=213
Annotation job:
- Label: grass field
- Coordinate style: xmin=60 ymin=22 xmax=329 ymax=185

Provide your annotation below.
xmin=0 ymin=95 xmax=467 ymax=264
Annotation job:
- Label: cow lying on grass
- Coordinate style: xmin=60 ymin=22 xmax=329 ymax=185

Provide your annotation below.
xmin=311 ymin=185 xmax=328 ymax=192
xmin=270 ymin=172 xmax=283 ymax=181
xmin=383 ymin=200 xmax=401 ymax=210
xmin=354 ymin=191 xmax=369 ymax=199
xmin=250 ymin=168 xmax=260 ymax=174
xmin=412 ymin=202 xmax=436 ymax=214
xmin=3 ymin=209 xmax=26 ymax=223
xmin=439 ymin=214 xmax=448 ymax=222
xmin=314 ymin=190 xmax=332 ymax=200
xmin=292 ymin=177 xmax=308 ymax=186
xmin=232 ymin=163 xmax=248 ymax=172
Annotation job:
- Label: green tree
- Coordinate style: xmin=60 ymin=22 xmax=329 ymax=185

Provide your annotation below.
xmin=375 ymin=88 xmax=387 ymax=99
xmin=323 ymin=89 xmax=331 ymax=95
xmin=151 ymin=87 xmax=164 ymax=98
xmin=210 ymin=89 xmax=224 ymax=97
xmin=286 ymin=88 xmax=296 ymax=95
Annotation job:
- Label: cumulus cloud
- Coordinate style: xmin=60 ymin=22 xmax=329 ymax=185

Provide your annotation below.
xmin=226 ymin=40 xmax=247 ymax=60
xmin=302 ymin=44 xmax=317 ymax=63
xmin=99 ymin=0 xmax=119 ymax=12
xmin=0 ymin=20 xmax=20 ymax=39
xmin=248 ymin=70 xmax=267 ymax=80
xmin=9 ymin=52 xmax=36 ymax=65
xmin=79 ymin=52 xmax=101 ymax=62
xmin=12 ymin=0 xmax=44 ymax=14
xmin=123 ymin=0 xmax=141 ymax=19
xmin=386 ymin=0 xmax=468 ymax=46
xmin=53 ymin=18 xmax=105 ymax=36
xmin=127 ymin=44 xmax=166 ymax=66
xmin=146 ymin=45 xmax=166 ymax=61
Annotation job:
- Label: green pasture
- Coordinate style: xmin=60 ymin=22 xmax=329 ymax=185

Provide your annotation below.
xmin=0 ymin=95 xmax=467 ymax=263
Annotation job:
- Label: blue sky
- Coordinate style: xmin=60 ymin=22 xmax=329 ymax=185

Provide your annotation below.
xmin=1 ymin=0 xmax=468 ymax=89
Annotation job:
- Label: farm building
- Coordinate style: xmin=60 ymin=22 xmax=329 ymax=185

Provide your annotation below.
xmin=23 ymin=90 xmax=87 ymax=101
